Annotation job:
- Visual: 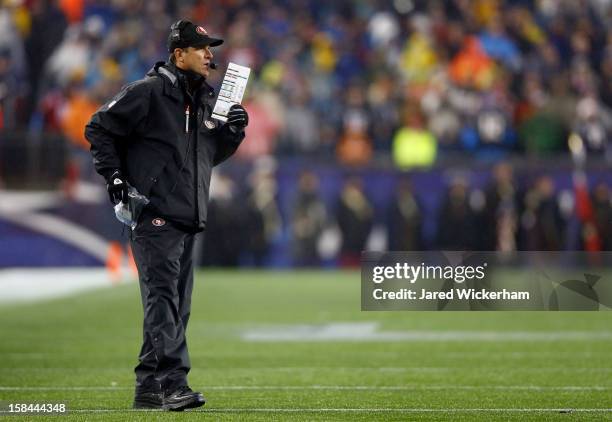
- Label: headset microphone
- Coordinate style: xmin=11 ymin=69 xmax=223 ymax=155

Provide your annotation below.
xmin=209 ymin=62 xmax=217 ymax=70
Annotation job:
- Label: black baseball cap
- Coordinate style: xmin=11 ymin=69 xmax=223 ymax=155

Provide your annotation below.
xmin=167 ymin=20 xmax=223 ymax=52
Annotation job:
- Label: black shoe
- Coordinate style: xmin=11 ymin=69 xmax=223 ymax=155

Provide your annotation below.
xmin=133 ymin=380 xmax=163 ymax=409
xmin=162 ymin=386 xmax=205 ymax=412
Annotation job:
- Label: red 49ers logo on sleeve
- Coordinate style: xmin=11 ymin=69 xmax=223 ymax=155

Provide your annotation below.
xmin=152 ymin=218 xmax=166 ymax=227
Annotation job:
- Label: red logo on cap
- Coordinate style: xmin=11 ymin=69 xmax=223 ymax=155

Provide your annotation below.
xmin=196 ymin=26 xmax=208 ymax=35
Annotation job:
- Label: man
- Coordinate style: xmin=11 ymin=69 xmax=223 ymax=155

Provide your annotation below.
xmin=84 ymin=20 xmax=249 ymax=411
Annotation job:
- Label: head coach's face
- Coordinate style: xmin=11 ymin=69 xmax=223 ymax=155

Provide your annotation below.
xmin=168 ymin=20 xmax=223 ymax=79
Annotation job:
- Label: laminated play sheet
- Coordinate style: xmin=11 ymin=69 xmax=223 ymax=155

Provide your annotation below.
xmin=211 ymin=62 xmax=251 ymax=122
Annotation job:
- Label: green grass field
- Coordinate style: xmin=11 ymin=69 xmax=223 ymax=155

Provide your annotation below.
xmin=0 ymin=270 xmax=611 ymax=421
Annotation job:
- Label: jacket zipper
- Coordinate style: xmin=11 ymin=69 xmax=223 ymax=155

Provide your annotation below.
xmin=185 ymin=105 xmax=190 ymax=133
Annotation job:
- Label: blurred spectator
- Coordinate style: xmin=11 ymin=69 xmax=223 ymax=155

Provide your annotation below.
xmin=201 ymin=173 xmax=244 ymax=267
xmin=387 ymin=179 xmax=422 ymax=251
xmin=336 ymin=111 xmax=372 ymax=166
xmin=0 ymin=47 xmax=15 ymax=129
xmin=243 ymin=158 xmax=282 ymax=266
xmin=336 ymin=178 xmax=372 ymax=266
xmin=592 ymin=182 xmax=612 ymax=251
xmin=436 ymin=176 xmax=478 ymax=250
xmin=44 ymin=15 xmax=105 ymax=89
xmin=58 ymin=80 xmax=100 ymax=149
xmin=602 ymin=31 xmax=612 ymax=109
xmin=483 ymin=162 xmax=519 ymax=251
xmin=367 ymin=72 xmax=401 ymax=152
xmin=24 ymin=0 xmax=67 ymax=121
xmin=519 ymin=110 xmax=566 ymax=156
xmin=478 ymin=14 xmax=521 ymax=71
xmin=541 ymin=73 xmax=576 ymax=133
xmin=399 ymin=14 xmax=438 ymax=84
xmin=573 ymin=94 xmax=612 ymax=155
xmin=392 ymin=104 xmax=437 ymax=169
xmin=235 ymin=86 xmax=283 ymax=160
xmin=0 ymin=1 xmax=28 ymax=128
xmin=291 ymin=171 xmax=326 ymax=266
xmin=464 ymin=71 xmax=518 ymax=156
xmin=0 ymin=1 xmax=27 ymax=81
xmin=58 ymin=0 xmax=84 ymax=23
xmin=337 ymin=84 xmax=372 ymax=165
xmin=278 ymin=91 xmax=318 ymax=155
xmin=449 ymin=36 xmax=495 ymax=90
xmin=520 ymin=176 xmax=564 ymax=250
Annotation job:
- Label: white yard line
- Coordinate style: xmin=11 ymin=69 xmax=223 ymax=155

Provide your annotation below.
xmin=8 ymin=408 xmax=609 ymax=413
xmin=0 ymin=385 xmax=609 ymax=391
xmin=242 ymin=323 xmax=612 ymax=342
xmin=3 ymin=364 xmax=611 ymax=373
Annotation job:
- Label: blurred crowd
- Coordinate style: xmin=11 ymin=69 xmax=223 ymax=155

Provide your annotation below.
xmin=1 ymin=0 xmax=612 ymax=168
xmin=199 ymin=162 xmax=612 ymax=266
xmin=1 ymin=0 xmax=610 ymax=261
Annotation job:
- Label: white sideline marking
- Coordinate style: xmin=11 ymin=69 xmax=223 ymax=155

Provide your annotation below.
xmin=242 ymin=323 xmax=612 ymax=342
xmin=0 ymin=269 xmax=130 ymax=303
xmin=19 ymin=408 xmax=612 ymax=413
xmin=4 ymin=365 xmax=612 ymax=373
xmin=0 ymin=385 xmax=609 ymax=391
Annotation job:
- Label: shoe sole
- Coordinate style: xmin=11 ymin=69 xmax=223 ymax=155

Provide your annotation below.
xmin=163 ymin=395 xmax=205 ymax=412
xmin=133 ymin=397 xmax=163 ymax=409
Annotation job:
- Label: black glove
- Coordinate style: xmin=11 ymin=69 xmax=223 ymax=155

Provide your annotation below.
xmin=227 ymin=104 xmax=249 ymax=131
xmin=106 ymin=170 xmax=128 ymax=204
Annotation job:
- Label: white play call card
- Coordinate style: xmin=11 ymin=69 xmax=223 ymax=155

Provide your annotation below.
xmin=212 ymin=62 xmax=251 ymax=122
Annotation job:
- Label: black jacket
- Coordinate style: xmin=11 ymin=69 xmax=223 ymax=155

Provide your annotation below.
xmin=85 ymin=61 xmax=245 ymax=230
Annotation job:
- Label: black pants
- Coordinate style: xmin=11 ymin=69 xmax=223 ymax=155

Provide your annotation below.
xmin=130 ymin=211 xmax=195 ymax=393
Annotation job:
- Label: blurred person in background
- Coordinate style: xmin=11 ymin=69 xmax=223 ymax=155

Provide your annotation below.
xmin=483 ymin=162 xmax=520 ymax=252
xmin=44 ymin=15 xmax=104 ymax=93
xmin=0 ymin=47 xmax=15 ymax=129
xmin=436 ymin=176 xmax=477 ymax=250
xmin=0 ymin=0 xmax=28 ymax=129
xmin=336 ymin=108 xmax=373 ymax=166
xmin=367 ymin=72 xmax=401 ymax=154
xmin=520 ymin=176 xmax=564 ymax=250
xmin=336 ymin=177 xmax=373 ymax=267
xmin=601 ymin=30 xmax=612 ymax=110
xmin=336 ymin=85 xmax=373 ymax=166
xmin=201 ymin=173 xmax=244 ymax=266
xmin=392 ymin=103 xmax=437 ymax=169
xmin=233 ymin=84 xmax=283 ymax=159
xmin=387 ymin=179 xmax=422 ymax=251
xmin=85 ymin=19 xmax=249 ymax=411
xmin=243 ymin=158 xmax=282 ymax=266
xmin=591 ymin=182 xmax=612 ymax=251
xmin=463 ymin=71 xmax=518 ymax=157
xmin=291 ymin=171 xmax=327 ymax=266
xmin=23 ymin=0 xmax=66 ymax=120
xmin=573 ymin=94 xmax=612 ymax=156
xmin=279 ymin=90 xmax=319 ymax=155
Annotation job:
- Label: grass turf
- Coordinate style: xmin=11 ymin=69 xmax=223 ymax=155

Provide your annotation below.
xmin=0 ymin=270 xmax=610 ymax=421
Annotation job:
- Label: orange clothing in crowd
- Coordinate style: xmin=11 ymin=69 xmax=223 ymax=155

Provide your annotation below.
xmin=449 ymin=36 xmax=496 ymax=90
xmin=59 ymin=0 xmax=84 ymax=23
xmin=337 ymin=129 xmax=373 ymax=166
xmin=60 ymin=93 xmax=100 ymax=149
